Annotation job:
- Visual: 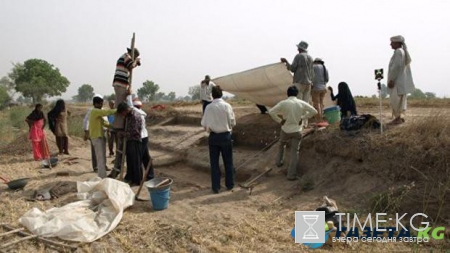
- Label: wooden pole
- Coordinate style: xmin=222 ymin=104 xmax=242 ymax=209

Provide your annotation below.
xmin=119 ymin=33 xmax=135 ymax=181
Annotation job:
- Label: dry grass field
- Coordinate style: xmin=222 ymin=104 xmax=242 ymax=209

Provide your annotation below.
xmin=0 ymin=98 xmax=449 ymax=252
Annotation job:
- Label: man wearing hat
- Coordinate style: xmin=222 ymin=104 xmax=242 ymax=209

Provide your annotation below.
xmin=312 ymin=58 xmax=329 ymax=122
xmin=112 ymin=47 xmax=141 ymax=130
xmin=281 ymin=41 xmax=314 ymax=127
xmin=200 ymin=75 xmax=216 ymax=114
xmin=387 ymin=35 xmax=415 ymax=125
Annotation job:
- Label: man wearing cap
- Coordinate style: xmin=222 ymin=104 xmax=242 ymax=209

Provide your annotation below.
xmin=112 ymin=47 xmax=141 ymax=129
xmin=89 ymin=96 xmax=117 ymax=178
xmin=312 ymin=58 xmax=329 ymax=121
xmin=269 ymin=86 xmax=317 ymax=180
xmin=201 ymin=86 xmax=236 ymax=194
xmin=387 ymin=35 xmax=415 ymax=125
xmin=132 ymin=97 xmax=154 ymax=181
xmin=200 ymin=75 xmax=216 ymax=114
xmin=281 ymin=41 xmax=314 ymax=127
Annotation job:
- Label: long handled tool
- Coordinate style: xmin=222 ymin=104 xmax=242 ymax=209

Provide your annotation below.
xmin=118 ymin=33 xmax=136 ymax=180
xmin=135 ymin=158 xmax=153 ymax=201
xmin=118 ymin=120 xmax=128 ymax=181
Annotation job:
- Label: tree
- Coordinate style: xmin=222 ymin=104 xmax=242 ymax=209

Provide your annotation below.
xmin=137 ymin=80 xmax=159 ymax=101
xmin=188 ymin=86 xmax=200 ymax=101
xmin=0 ymin=76 xmax=16 ymax=97
xmin=76 ymin=84 xmax=95 ymax=102
xmin=167 ymin=92 xmax=176 ymax=101
xmin=409 ymin=88 xmax=426 ymax=99
xmin=9 ymin=59 xmax=70 ymax=103
xmin=0 ymin=86 xmax=11 ymax=110
xmin=425 ymin=92 xmax=436 ymax=99
xmin=155 ymin=92 xmax=165 ymax=101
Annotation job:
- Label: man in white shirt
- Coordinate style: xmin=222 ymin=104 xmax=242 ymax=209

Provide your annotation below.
xmin=200 ymin=75 xmax=216 ymax=114
xmin=132 ymin=98 xmax=154 ymax=181
xmin=201 ymin=86 xmax=236 ymax=193
xmin=269 ymin=86 xmax=317 ymax=180
xmin=387 ymin=35 xmax=415 ymax=125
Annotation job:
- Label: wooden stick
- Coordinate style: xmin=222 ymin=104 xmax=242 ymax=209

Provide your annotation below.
xmin=128 ymin=32 xmax=136 ymax=93
xmin=135 ymin=159 xmax=153 ymax=200
xmin=0 ymin=228 xmax=24 ymax=237
xmin=1 ymin=235 xmax=38 ymax=249
xmin=1 ymin=224 xmax=78 ymax=250
xmin=118 ymin=120 xmax=128 ymax=181
xmin=155 ymin=178 xmax=170 ymax=188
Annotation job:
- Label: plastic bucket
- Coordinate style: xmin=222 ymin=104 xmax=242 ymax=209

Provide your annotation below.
xmin=144 ymin=177 xmax=173 ymax=211
xmin=323 ymin=106 xmax=341 ymax=124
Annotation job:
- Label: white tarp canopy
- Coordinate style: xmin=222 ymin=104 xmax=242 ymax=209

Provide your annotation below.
xmin=19 ymin=178 xmax=135 ymax=242
xmin=213 ymin=62 xmax=335 ymax=108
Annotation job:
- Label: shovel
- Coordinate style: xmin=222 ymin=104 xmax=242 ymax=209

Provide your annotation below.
xmin=0 ymin=176 xmax=29 ymax=190
xmin=135 ymin=159 xmax=153 ymax=201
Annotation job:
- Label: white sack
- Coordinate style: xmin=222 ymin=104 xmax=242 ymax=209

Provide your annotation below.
xmin=19 ymin=178 xmax=135 ymax=242
xmin=213 ymin=62 xmax=335 ymax=108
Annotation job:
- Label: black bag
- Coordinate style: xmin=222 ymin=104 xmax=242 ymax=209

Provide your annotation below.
xmin=340 ymin=114 xmax=380 ymax=131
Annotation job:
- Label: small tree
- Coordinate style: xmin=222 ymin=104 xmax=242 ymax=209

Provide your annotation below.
xmin=77 ymin=84 xmax=95 ymax=102
xmin=9 ymin=59 xmax=70 ymax=103
xmin=0 ymin=76 xmax=16 ymax=97
xmin=410 ymin=88 xmax=426 ymax=99
xmin=425 ymin=92 xmax=436 ymax=99
xmin=137 ymin=80 xmax=160 ymax=101
xmin=167 ymin=91 xmax=176 ymax=101
xmin=0 ymin=86 xmax=11 ymax=110
xmin=155 ymin=92 xmax=165 ymax=101
xmin=188 ymin=86 xmax=200 ymax=101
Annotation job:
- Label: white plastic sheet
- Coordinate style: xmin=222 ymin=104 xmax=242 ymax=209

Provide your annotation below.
xmin=19 ymin=178 xmax=135 ymax=242
xmin=213 ymin=62 xmax=335 ymax=108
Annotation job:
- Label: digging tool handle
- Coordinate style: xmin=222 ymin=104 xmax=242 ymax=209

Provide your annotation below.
xmin=0 ymin=176 xmax=9 ymax=184
xmin=155 ymin=178 xmax=170 ymax=188
xmin=135 ymin=159 xmax=153 ymax=199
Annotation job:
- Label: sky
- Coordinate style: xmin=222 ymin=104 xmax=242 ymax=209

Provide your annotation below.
xmin=1 ymin=0 xmax=450 ymax=100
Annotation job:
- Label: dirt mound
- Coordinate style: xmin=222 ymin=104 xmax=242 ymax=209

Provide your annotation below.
xmin=296 ymin=116 xmax=450 ymax=223
xmin=232 ymin=113 xmax=280 ymax=148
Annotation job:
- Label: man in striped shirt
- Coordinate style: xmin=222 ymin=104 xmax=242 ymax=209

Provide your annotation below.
xmin=112 ymin=47 xmax=141 ymax=130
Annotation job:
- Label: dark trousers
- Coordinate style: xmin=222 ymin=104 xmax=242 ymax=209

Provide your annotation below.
xmin=125 ymin=140 xmax=143 ymax=185
xmin=108 ymin=131 xmax=116 ymax=155
xmin=208 ymin=132 xmax=234 ymax=192
xmin=56 ymin=136 xmax=69 ymax=154
xmin=141 ymin=137 xmax=154 ymax=180
xmin=202 ymin=100 xmax=212 ymax=114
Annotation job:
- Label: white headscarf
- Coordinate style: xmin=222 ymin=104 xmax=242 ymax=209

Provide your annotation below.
xmin=390 ymin=35 xmax=412 ymax=66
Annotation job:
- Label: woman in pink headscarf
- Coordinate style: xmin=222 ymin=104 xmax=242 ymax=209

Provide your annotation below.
xmin=25 ymin=104 xmax=49 ymax=161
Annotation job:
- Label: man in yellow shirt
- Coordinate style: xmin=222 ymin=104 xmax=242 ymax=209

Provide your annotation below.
xmin=89 ymin=96 xmax=116 ymax=178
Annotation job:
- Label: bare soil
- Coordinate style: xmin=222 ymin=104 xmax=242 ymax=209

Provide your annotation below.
xmin=0 ymin=103 xmax=449 ymax=252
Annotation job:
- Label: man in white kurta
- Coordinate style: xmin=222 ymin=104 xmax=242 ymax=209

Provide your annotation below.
xmin=387 ymin=35 xmax=415 ymax=125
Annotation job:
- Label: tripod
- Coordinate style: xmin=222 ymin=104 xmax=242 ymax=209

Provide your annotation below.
xmin=377 ymin=80 xmax=383 ymax=134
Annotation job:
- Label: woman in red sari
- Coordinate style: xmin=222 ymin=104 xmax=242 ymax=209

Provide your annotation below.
xmin=26 ymin=104 xmax=49 ymax=161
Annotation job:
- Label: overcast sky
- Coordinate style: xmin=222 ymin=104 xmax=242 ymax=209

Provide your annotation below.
xmin=1 ymin=0 xmax=450 ymax=100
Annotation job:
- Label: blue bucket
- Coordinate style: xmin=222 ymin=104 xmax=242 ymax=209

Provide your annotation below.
xmin=144 ymin=177 xmax=173 ymax=211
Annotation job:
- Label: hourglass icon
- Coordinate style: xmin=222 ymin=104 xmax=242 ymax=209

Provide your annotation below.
xmin=302 ymin=214 xmax=319 ymax=239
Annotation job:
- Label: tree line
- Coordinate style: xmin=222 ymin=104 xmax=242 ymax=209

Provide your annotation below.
xmin=0 ymin=58 xmax=205 ymax=109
